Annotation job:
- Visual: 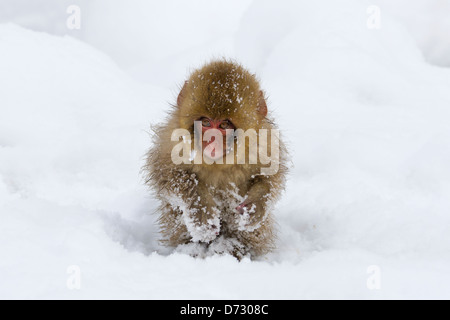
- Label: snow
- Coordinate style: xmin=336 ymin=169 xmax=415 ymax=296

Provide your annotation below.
xmin=1 ymin=0 xmax=450 ymax=299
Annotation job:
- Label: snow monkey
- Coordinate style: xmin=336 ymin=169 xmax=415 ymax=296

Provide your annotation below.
xmin=144 ymin=60 xmax=288 ymax=260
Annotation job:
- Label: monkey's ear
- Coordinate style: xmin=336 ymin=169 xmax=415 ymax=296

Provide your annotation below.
xmin=177 ymin=81 xmax=188 ymax=107
xmin=257 ymin=91 xmax=268 ymax=117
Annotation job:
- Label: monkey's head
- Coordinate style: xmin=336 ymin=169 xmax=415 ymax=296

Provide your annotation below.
xmin=176 ymin=60 xmax=268 ymax=161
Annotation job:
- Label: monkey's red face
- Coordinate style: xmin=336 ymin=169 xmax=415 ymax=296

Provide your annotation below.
xmin=199 ymin=117 xmax=235 ymax=160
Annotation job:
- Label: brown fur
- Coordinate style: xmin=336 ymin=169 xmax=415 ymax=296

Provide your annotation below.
xmin=144 ymin=60 xmax=288 ymax=259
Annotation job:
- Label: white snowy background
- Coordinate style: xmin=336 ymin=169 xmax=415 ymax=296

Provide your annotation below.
xmin=1 ymin=0 xmax=450 ymax=299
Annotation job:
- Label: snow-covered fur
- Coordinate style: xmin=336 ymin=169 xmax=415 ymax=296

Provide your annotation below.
xmin=144 ymin=60 xmax=288 ymax=259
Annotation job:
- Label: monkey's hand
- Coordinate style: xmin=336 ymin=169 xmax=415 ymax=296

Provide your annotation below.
xmin=233 ymin=174 xmax=276 ymax=231
xmin=183 ymin=202 xmax=221 ymax=243
xmin=235 ymin=195 xmax=269 ymax=232
xmin=180 ymin=181 xmax=221 ymax=243
xmin=161 ymin=170 xmax=221 ymax=243
xmin=235 ymin=200 xmax=253 ymax=215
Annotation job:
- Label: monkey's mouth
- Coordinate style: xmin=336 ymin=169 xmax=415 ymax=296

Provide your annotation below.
xmin=203 ymin=140 xmax=225 ymax=160
xmin=201 ymin=133 xmax=235 ymax=161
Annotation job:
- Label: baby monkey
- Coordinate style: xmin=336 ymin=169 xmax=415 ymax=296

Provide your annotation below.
xmin=144 ymin=60 xmax=287 ymax=259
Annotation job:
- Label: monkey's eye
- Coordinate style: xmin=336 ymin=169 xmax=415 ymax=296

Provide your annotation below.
xmin=219 ymin=120 xmax=234 ymax=130
xmin=201 ymin=118 xmax=212 ymax=127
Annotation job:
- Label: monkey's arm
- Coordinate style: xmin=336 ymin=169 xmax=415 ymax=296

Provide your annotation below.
xmin=157 ymin=167 xmax=221 ymax=243
xmin=236 ymin=170 xmax=286 ymax=229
